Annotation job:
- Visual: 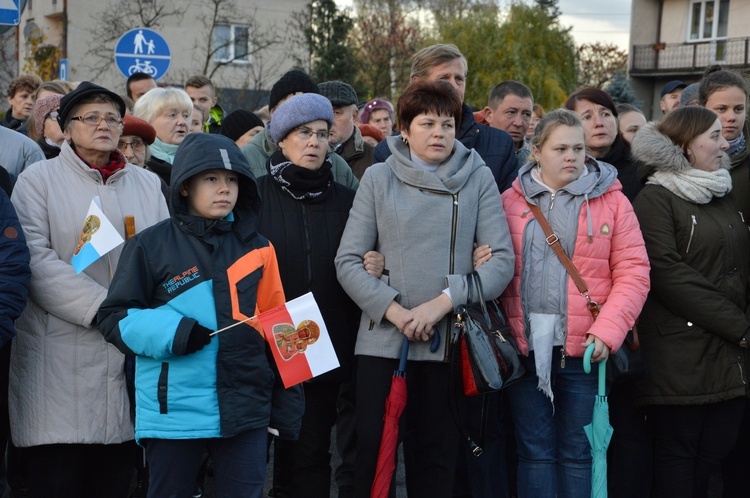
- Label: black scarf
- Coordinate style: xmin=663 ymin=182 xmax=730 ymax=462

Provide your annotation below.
xmin=268 ymin=150 xmax=333 ymax=201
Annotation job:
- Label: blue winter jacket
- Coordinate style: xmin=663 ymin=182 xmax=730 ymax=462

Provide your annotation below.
xmin=0 ymin=190 xmax=30 ymax=347
xmin=97 ymin=134 xmax=303 ymax=441
xmin=373 ymin=103 xmax=520 ymax=192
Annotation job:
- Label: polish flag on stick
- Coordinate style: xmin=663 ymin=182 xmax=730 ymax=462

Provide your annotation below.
xmin=258 ymin=293 xmax=339 ymax=388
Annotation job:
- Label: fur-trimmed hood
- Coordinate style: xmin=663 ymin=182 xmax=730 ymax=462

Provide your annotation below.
xmin=631 ymin=121 xmax=730 ymax=182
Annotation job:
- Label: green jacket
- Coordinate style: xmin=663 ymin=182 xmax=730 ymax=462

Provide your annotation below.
xmin=631 ymin=122 xmax=750 ymax=406
xmin=240 ymin=128 xmax=359 ymax=190
xmin=728 ymin=118 xmax=750 ymax=217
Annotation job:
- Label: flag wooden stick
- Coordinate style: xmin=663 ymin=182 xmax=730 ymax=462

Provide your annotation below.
xmin=124 ymin=216 xmax=136 ymax=240
xmin=210 ymin=314 xmax=258 ymax=336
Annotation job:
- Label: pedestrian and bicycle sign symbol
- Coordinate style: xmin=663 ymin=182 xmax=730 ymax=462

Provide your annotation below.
xmin=0 ymin=0 xmax=20 ymax=26
xmin=115 ymin=28 xmax=171 ymax=80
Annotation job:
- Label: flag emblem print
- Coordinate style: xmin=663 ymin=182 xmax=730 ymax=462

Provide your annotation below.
xmin=258 ymin=293 xmax=339 ymax=388
xmin=71 ymin=197 xmax=125 ymax=274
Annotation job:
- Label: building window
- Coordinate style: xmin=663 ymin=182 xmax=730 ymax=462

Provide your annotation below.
xmin=689 ymin=0 xmax=729 ymax=41
xmin=213 ymin=24 xmax=250 ymax=63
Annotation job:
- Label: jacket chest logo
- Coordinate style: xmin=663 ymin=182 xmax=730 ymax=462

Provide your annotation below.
xmin=163 ymin=266 xmax=201 ymax=294
xmin=600 ymin=224 xmax=610 ymax=235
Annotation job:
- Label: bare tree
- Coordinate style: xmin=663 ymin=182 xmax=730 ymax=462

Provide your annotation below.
xmin=82 ymin=0 xmax=185 ymax=81
xmin=0 ymin=30 xmax=18 ymax=94
xmin=577 ymin=42 xmax=628 ymax=89
xmin=197 ymin=0 xmax=284 ymax=82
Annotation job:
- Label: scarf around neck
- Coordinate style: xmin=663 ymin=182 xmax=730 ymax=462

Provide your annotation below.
xmin=727 ymin=132 xmax=746 ymax=158
xmin=74 ymin=149 xmax=126 ymax=184
xmin=647 ymin=167 xmax=732 ymax=204
xmin=268 ymin=150 xmax=333 ymax=201
xmin=150 ymin=138 xmax=180 ymax=164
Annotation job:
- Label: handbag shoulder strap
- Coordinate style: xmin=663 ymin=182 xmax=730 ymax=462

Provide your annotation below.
xmin=526 ymin=201 xmax=600 ymax=317
xmin=466 ymin=272 xmax=491 ymax=326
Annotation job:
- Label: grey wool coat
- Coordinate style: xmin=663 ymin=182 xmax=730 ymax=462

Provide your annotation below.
xmin=335 ymin=136 xmax=515 ymax=361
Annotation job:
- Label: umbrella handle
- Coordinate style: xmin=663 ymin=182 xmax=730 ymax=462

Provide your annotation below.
xmin=430 ymin=327 xmax=440 ymax=353
xmin=399 ymin=336 xmax=410 ymax=372
xmin=583 ymin=343 xmax=608 ymax=397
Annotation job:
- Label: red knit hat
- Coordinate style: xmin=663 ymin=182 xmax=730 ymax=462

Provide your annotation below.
xmin=122 ymin=114 xmax=156 ymax=145
xmin=358 ymin=124 xmax=385 ymax=143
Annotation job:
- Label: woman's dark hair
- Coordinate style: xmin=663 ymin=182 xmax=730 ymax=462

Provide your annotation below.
xmin=397 ymin=80 xmax=463 ymax=133
xmin=697 ymin=65 xmax=749 ymax=106
xmin=564 ymin=87 xmax=618 ymax=118
xmin=658 ymin=106 xmax=719 ymax=155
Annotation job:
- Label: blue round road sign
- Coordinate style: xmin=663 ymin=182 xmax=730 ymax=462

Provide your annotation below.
xmin=115 ymin=28 xmax=171 ymax=81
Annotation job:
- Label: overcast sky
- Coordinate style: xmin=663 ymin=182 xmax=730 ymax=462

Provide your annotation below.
xmin=334 ymin=0 xmax=633 ymax=50
xmin=558 ymin=0 xmax=632 ymax=49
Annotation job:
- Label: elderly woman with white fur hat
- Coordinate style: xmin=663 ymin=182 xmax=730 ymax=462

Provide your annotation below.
xmin=255 ymin=93 xmax=361 ymax=498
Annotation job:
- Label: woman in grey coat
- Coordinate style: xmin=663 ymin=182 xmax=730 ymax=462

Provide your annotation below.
xmin=335 ymin=80 xmax=514 ymax=498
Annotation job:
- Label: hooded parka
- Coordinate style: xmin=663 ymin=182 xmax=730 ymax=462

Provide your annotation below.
xmin=98 ymin=133 xmax=304 ymax=441
xmin=631 ymin=122 xmax=750 ymax=406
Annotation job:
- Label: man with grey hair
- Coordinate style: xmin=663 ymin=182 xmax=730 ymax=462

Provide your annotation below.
xmin=372 ymin=43 xmax=519 ymax=192
xmin=320 ymin=81 xmax=374 ymax=179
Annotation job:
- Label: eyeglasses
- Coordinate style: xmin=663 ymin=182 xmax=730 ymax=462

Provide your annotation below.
xmin=45 ymin=111 xmax=59 ymax=121
xmin=70 ymin=112 xmax=123 ymax=128
xmin=293 ymin=126 xmax=329 ymax=142
xmin=117 ymin=139 xmax=146 ymax=152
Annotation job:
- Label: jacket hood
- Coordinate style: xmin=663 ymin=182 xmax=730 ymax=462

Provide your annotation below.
xmin=384 ymin=134 xmax=485 ymax=194
xmin=631 ymin=121 xmax=731 ymax=182
xmin=170 ymin=133 xmax=261 ymax=220
xmin=513 ymin=155 xmax=620 ymax=201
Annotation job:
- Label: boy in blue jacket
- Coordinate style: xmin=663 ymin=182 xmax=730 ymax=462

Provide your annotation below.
xmin=97 ymin=133 xmax=301 ymax=498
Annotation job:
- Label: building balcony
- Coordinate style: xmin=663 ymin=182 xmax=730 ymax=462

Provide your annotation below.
xmin=631 ymin=37 xmax=750 ymax=76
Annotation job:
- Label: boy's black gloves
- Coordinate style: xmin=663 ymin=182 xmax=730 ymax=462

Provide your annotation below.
xmin=184 ymin=323 xmax=213 ymax=355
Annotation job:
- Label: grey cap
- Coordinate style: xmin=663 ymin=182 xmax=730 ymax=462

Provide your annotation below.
xmin=269 ymin=93 xmax=334 ymax=144
xmin=319 ymin=81 xmax=358 ymax=107
xmin=679 ymin=83 xmax=699 ymax=107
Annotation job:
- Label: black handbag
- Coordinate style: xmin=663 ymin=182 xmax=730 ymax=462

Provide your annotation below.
xmin=453 ymin=272 xmax=524 ymax=396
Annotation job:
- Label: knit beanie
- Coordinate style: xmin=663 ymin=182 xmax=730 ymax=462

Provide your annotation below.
xmin=360 ymin=98 xmax=394 ymax=124
xmin=221 ymin=110 xmax=265 ymax=142
xmin=122 ymin=114 xmax=157 ymax=145
xmin=358 ymin=123 xmax=386 ymax=143
xmin=319 ymin=81 xmax=357 ymax=107
xmin=268 ymin=70 xmax=320 ymax=111
xmin=33 ymin=94 xmax=63 ymax=138
xmin=680 ymin=83 xmax=700 ymax=107
xmin=269 ymin=93 xmax=334 ymax=145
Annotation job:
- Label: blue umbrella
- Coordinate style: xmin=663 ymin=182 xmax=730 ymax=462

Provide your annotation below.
xmin=583 ymin=344 xmax=613 ymax=498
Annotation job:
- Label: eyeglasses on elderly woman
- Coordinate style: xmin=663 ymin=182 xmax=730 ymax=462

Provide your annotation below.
xmin=117 ymin=139 xmax=146 ymax=152
xmin=70 ymin=112 xmax=123 ymax=128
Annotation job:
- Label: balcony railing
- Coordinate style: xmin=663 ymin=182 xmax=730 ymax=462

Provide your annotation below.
xmin=631 ymin=37 xmax=750 ymax=74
